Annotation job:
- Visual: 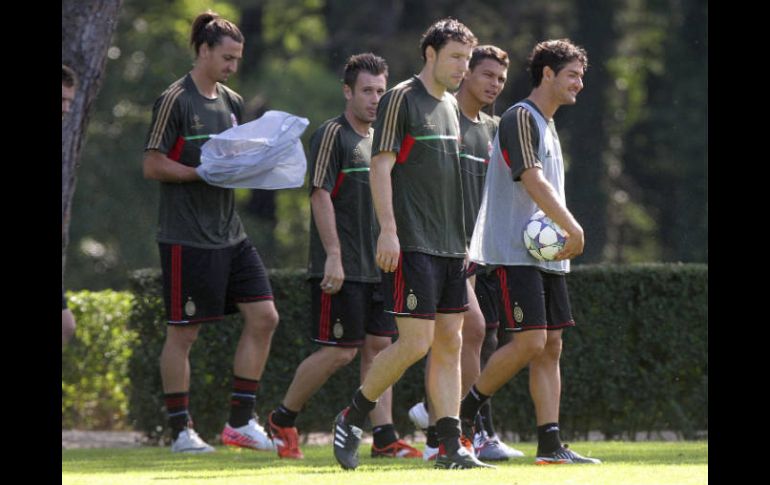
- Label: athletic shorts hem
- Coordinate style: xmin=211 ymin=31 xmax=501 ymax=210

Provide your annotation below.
xmin=436 ymin=305 xmax=469 ymax=313
xmin=168 ymin=315 xmax=225 ymax=326
xmin=367 ymin=329 xmax=398 ymax=337
xmin=311 ymin=338 xmax=365 ymax=348
xmin=386 ymin=310 xmax=436 ymax=320
xmin=548 ymin=320 xmax=576 ymax=330
xmin=232 ymin=295 xmax=274 ymax=303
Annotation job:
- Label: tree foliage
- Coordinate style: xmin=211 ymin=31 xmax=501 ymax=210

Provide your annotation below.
xmin=65 ymin=0 xmax=708 ymax=290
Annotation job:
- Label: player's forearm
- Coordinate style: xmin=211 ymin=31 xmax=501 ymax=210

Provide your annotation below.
xmin=522 ymin=169 xmax=582 ymax=238
xmin=142 ymin=150 xmax=202 ymax=183
xmin=370 ymin=153 xmax=397 ymax=234
xmin=310 ymin=189 xmax=342 ymax=257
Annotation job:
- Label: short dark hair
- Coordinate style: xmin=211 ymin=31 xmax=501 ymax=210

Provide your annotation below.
xmin=62 ymin=64 xmax=77 ymax=87
xmin=469 ymin=45 xmax=509 ymax=71
xmin=343 ymin=53 xmax=389 ymax=89
xmin=528 ymin=38 xmax=588 ymax=87
xmin=190 ymin=10 xmax=244 ymax=56
xmin=419 ymin=18 xmax=477 ymax=62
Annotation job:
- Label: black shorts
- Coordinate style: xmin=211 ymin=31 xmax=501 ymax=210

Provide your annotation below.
xmin=309 ymin=280 xmax=396 ymax=347
xmin=474 ymin=270 xmax=501 ymax=329
xmin=496 ymin=266 xmax=575 ymax=332
xmin=159 ymin=239 xmax=273 ymax=325
xmin=383 ymin=252 xmax=468 ymax=320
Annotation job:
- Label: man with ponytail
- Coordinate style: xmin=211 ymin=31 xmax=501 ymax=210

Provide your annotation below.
xmin=143 ymin=11 xmax=278 ymax=454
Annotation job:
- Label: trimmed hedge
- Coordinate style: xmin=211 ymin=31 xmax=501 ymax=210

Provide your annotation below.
xmin=127 ymin=263 xmax=707 ymax=443
xmin=62 ymin=290 xmax=137 ymax=429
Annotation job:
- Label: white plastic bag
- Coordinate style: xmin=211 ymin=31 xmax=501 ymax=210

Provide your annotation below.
xmin=197 ymin=110 xmax=309 ymax=189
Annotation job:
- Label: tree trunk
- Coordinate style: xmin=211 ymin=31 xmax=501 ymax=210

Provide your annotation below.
xmin=61 ymin=0 xmax=122 ymax=281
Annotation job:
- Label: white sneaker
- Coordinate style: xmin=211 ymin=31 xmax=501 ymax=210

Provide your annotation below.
xmin=423 ymin=444 xmax=439 ymax=461
xmin=492 ymin=435 xmax=525 ymax=458
xmin=171 ymin=428 xmax=215 ymax=453
xmin=408 ymin=401 xmax=429 ymax=430
xmin=221 ymin=417 xmax=275 ymax=451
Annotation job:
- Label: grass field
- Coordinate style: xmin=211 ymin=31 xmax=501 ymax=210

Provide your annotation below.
xmin=62 ymin=441 xmax=707 ymax=485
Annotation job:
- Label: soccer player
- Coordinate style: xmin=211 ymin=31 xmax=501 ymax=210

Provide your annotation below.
xmin=461 ymin=38 xmax=601 ymax=465
xmin=142 ymin=10 xmax=278 ymax=454
xmin=410 ymin=44 xmax=525 ymax=462
xmin=265 ymin=53 xmax=420 ymax=461
xmin=331 ymin=18 xmax=493 ymax=470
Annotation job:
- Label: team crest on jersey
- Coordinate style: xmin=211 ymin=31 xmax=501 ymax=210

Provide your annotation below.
xmin=406 ymin=291 xmax=418 ymax=311
xmin=333 ymin=320 xmax=344 ymax=339
xmin=191 ymin=114 xmax=204 ymax=131
xmin=351 ymin=146 xmax=366 ymax=165
xmin=513 ymin=304 xmax=524 ymax=323
xmin=185 ymin=298 xmax=197 ymax=317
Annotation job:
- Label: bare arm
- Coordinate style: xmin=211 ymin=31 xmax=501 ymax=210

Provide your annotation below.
xmin=310 ymin=188 xmax=344 ymax=294
xmin=142 ymin=150 xmax=202 ymax=183
xmin=520 ymin=167 xmax=584 ymax=260
xmin=369 ymin=151 xmax=399 ymax=272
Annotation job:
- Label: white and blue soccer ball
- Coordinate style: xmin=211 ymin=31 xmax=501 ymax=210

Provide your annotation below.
xmin=523 ymin=210 xmax=566 ymax=261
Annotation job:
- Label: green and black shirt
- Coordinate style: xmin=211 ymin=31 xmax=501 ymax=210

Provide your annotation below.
xmin=459 ymin=110 xmax=498 ymax=244
xmin=307 ymin=115 xmax=380 ymax=282
xmin=144 ymin=73 xmax=246 ymax=248
xmin=372 ymin=76 xmax=466 ymax=258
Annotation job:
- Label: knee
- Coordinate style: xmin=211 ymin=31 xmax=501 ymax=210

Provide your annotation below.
xmin=398 ymin=335 xmax=432 ymax=363
xmin=462 ymin=313 xmax=486 ymax=348
xmin=364 ymin=335 xmax=391 ymax=354
xmin=246 ymin=305 xmax=280 ymax=334
xmin=165 ymin=326 xmax=200 ymax=351
xmin=542 ymin=334 xmax=563 ymax=361
xmin=331 ymin=347 xmax=358 ymax=368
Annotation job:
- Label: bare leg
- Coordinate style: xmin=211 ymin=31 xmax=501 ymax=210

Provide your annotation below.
xmin=160 ymin=324 xmax=202 ymax=392
xmin=362 ymin=334 xmax=395 ymax=427
xmin=529 ymin=330 xmax=563 ymax=425
xmin=282 ymin=346 xmax=358 ymax=411
xmin=233 ymin=301 xmax=279 ymax=379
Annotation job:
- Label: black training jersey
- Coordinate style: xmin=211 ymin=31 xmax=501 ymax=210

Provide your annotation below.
xmin=307 ymin=115 xmax=380 ymax=282
xmin=144 ymin=73 xmax=247 ymax=248
xmin=372 ymin=76 xmax=466 ymax=258
xmin=459 ymin=110 xmax=498 ymax=244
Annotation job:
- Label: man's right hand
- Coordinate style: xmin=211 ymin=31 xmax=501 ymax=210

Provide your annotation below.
xmin=554 ymin=225 xmax=584 ymax=261
xmin=376 ymin=231 xmax=400 ymax=273
xmin=321 ymin=254 xmax=344 ymax=294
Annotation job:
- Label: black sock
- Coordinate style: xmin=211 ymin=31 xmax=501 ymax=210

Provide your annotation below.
xmin=271 ymin=403 xmax=299 ymax=428
xmin=436 ymin=417 xmax=461 ymax=455
xmin=372 ymin=423 xmax=398 ymax=448
xmin=537 ymin=422 xmax=562 ymax=454
xmin=479 ymin=400 xmax=497 ymax=436
xmin=426 ymin=425 xmax=439 ymax=448
xmin=164 ymin=392 xmax=190 ymax=440
xmin=228 ymin=375 xmax=259 ymax=428
xmin=346 ymin=388 xmax=377 ymax=428
xmin=460 ymin=385 xmax=491 ymax=425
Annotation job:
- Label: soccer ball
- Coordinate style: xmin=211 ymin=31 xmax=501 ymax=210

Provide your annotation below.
xmin=523 ymin=210 xmax=566 ymax=261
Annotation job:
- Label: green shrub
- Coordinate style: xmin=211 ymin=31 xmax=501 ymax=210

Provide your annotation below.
xmin=62 ymin=290 xmax=137 ymax=429
xmin=127 ymin=264 xmax=707 ymax=443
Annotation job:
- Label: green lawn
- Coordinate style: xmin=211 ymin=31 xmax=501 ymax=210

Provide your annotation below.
xmin=62 ymin=441 xmax=707 ymax=485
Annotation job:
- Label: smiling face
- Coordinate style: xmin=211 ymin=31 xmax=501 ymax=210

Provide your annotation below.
xmin=345 ymin=71 xmax=387 ymax=124
xmin=462 ymin=57 xmax=507 ymax=106
xmin=549 ymin=60 xmax=585 ymax=106
xmin=430 ymin=40 xmax=473 ymax=91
